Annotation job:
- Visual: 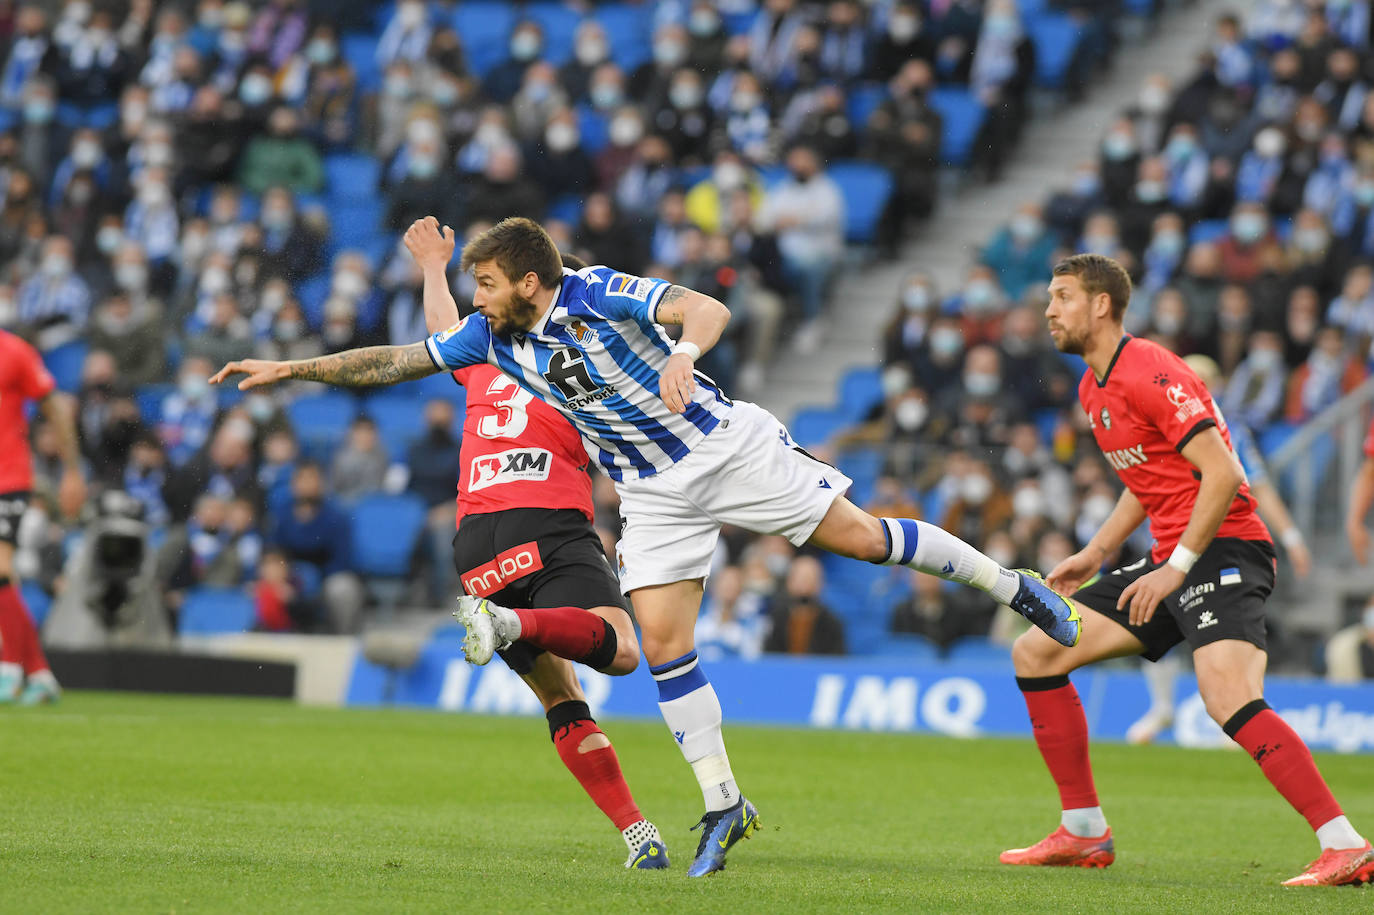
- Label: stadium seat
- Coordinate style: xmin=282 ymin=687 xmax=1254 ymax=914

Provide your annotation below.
xmin=928 ymin=88 xmax=986 ymax=167
xmin=829 ymin=161 xmax=893 ymax=244
xmin=20 ymin=581 xmax=52 ymax=629
xmin=362 ymin=392 xmax=427 ymax=462
xmin=341 ymin=32 xmax=382 ymax=91
xmin=286 ymin=392 xmax=358 ymax=458
xmin=576 ymin=106 xmax=610 ymax=156
xmin=596 ymin=3 xmax=653 ymax=72
xmin=522 ymin=4 xmax=581 ymax=67
xmin=846 ymin=83 xmax=889 ymax=130
xmin=838 ymin=366 xmax=885 ymax=418
xmin=179 ymin=587 xmax=257 ymax=635
xmin=412 ymin=370 xmax=468 ymax=408
xmin=325 ymin=199 xmax=386 ymax=252
xmin=874 ymin=632 xmax=940 ymax=662
xmin=945 ymin=636 xmax=1012 ymax=666
xmin=136 ymin=384 xmax=174 ymax=424
xmin=1025 ymin=13 xmax=1086 ymax=90
xmin=546 ymin=194 xmax=584 ymax=226
xmin=42 ymin=340 xmax=88 ymax=393
xmin=789 ymin=406 xmax=850 ymax=448
xmin=295 ymin=272 xmax=333 ymax=329
xmin=1188 ymin=219 xmax=1229 ymax=245
xmin=350 ymin=493 xmax=427 ymax=578
xmin=451 ymin=2 xmax=517 ymax=78
xmin=324 ymin=154 xmax=381 ymax=203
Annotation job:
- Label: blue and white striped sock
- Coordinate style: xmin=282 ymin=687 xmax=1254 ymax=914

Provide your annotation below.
xmin=650 ymin=650 xmax=739 ymax=813
xmin=879 ymin=517 xmax=1020 ymax=604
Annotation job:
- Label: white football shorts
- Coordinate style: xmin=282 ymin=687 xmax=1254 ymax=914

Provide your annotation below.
xmin=614 ymin=400 xmax=852 ymax=594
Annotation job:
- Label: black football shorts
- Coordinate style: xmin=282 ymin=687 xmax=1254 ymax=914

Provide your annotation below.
xmin=0 ymin=490 xmax=29 ymax=548
xmin=452 ymin=507 xmax=627 ymax=675
xmin=1072 ymin=537 xmax=1276 ymax=661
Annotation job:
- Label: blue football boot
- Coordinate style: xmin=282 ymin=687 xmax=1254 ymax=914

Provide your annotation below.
xmin=687 ymin=798 xmax=759 ymax=877
xmin=623 ymin=820 xmax=670 ymax=870
xmin=1010 ymin=570 xmax=1082 ymax=647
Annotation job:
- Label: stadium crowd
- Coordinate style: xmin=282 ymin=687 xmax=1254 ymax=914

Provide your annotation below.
xmin=830 ymin=0 xmax=1374 ymax=670
xmin=6 ymin=0 xmax=1370 ymax=676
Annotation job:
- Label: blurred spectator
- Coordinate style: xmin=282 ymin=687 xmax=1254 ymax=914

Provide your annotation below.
xmin=330 ymin=416 xmax=388 ymax=501
xmin=237 ymin=105 xmax=324 ymax=194
xmin=407 ymin=398 xmax=459 ymax=604
xmin=122 ymin=432 xmax=170 ymax=529
xmin=185 ymin=292 xmax=252 ymax=367
xmin=259 ymin=187 xmax=325 ymax=281
xmin=981 ymin=202 xmax=1057 ymax=299
xmin=467 ymin=143 xmax=544 ymax=225
xmin=756 ymin=144 xmax=844 ymax=348
xmin=889 ymin=572 xmax=995 ymax=653
xmin=164 ymin=415 xmax=260 ymax=521
xmin=254 ymin=548 xmax=320 ymax=632
xmin=764 ymin=555 xmax=846 ymax=656
xmin=485 ymin=19 xmax=544 ymax=104
xmin=686 ymin=149 xmax=763 ymax=236
xmin=87 ymin=291 xmax=164 ymax=386
xmin=1325 ymin=598 xmax=1374 ymax=682
xmin=1284 ymin=324 xmax=1366 ymax=421
xmin=1221 ymin=330 xmax=1289 ymax=429
xmin=18 ymin=234 xmax=90 ymax=350
xmin=969 ymin=0 xmax=1036 ymax=181
xmin=696 ymin=565 xmax=767 ymax=661
xmin=268 ymin=461 xmax=363 ymax=633
xmin=376 ymin=0 xmax=431 ymax=69
xmin=872 ymin=2 xmax=936 ymax=81
xmin=575 ymin=192 xmax=646 ymax=275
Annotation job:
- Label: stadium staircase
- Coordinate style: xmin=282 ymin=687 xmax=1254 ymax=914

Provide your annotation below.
xmin=757 ymin=0 xmax=1238 ymax=425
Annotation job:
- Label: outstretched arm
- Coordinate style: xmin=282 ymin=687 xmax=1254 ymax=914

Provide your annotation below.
xmin=210 ymin=342 xmax=440 ymax=391
xmin=654 ymin=285 xmax=731 ymax=413
xmin=403 ymin=216 xmax=461 ymax=334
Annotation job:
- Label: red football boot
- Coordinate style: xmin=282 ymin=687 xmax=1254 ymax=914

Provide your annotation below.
xmin=1281 ymin=841 xmax=1374 ymax=887
xmin=1000 ymin=826 xmax=1115 ymax=868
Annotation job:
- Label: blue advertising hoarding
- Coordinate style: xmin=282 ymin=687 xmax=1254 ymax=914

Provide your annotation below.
xmin=346 ymin=642 xmax=1374 ymax=753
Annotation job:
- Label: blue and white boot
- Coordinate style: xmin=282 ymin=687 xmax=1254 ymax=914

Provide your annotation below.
xmin=687 ymin=798 xmax=760 ymax=877
xmin=623 ymin=820 xmax=670 ymax=870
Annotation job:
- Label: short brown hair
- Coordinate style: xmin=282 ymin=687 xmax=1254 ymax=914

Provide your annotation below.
xmin=460 ymin=216 xmax=563 ymax=288
xmin=1052 ymin=253 xmax=1132 ymax=322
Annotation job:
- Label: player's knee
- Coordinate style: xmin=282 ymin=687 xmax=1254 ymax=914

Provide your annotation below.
xmin=1011 ymin=631 xmax=1065 ymax=677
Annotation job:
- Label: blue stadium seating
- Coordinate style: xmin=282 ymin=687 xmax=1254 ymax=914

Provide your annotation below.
xmin=179 ymin=587 xmax=257 ymax=635
xmin=20 ymin=581 xmax=52 ymax=629
xmin=546 ymin=193 xmax=585 ymax=226
xmin=452 ymin=2 xmax=518 ymax=77
xmin=136 ymin=384 xmax=174 ymax=424
xmin=324 ymin=154 xmax=381 ymax=203
xmin=523 ymin=3 xmax=581 ymax=67
xmin=789 ymin=406 xmax=850 ymax=447
xmin=412 ymin=370 xmax=469 ymax=408
xmin=928 ymin=88 xmax=986 ymax=167
xmin=341 ymin=33 xmax=383 ymax=91
xmin=350 ymin=493 xmax=427 ymax=577
xmin=829 ymin=162 xmax=893 ymax=244
xmin=838 ymin=365 xmax=885 ymax=417
xmin=286 ymin=392 xmax=359 ymax=458
xmin=325 ymin=199 xmax=386 ymax=252
xmin=576 ymin=106 xmax=610 ymax=155
xmin=363 ymin=392 xmax=427 ymax=462
xmin=295 ymin=272 xmax=332 ymax=328
xmin=945 ymin=636 xmax=1012 ymax=666
xmin=595 ymin=3 xmax=654 ymax=72
xmin=1189 ymin=219 xmax=1230 ymax=245
xmin=42 ymin=340 xmax=88 ymax=393
xmin=873 ymin=632 xmax=940 ymax=662
xmin=1026 ymin=13 xmax=1086 ymax=90
xmin=846 ymin=83 xmax=889 ymax=130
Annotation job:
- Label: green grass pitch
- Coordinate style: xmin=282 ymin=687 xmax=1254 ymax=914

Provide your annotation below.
xmin=1 ymin=692 xmax=1370 ymax=913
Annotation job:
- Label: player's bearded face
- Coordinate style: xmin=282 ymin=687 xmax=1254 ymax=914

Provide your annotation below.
xmin=486 ymin=286 xmax=541 ymax=336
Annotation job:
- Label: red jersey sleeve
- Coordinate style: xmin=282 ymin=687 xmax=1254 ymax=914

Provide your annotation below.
xmin=1133 ymin=357 xmax=1216 ymax=452
xmin=1365 ymin=415 xmax=1374 ymax=459
xmin=8 ymin=334 xmax=56 ymax=401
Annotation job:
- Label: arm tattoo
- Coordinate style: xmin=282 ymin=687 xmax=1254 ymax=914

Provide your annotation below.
xmin=656 ymin=285 xmax=690 ymax=324
xmin=287 ymin=342 xmax=437 ymax=387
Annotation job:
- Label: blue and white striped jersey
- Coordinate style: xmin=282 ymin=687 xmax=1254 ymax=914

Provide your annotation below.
xmin=424 ymin=265 xmax=733 ymax=482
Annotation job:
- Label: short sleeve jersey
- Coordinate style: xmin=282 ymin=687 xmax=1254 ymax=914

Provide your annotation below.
xmin=0 ymin=330 xmax=56 ymax=493
xmin=424 ymin=266 xmax=733 ymax=482
xmin=1364 ymin=414 xmax=1374 ymax=459
xmin=453 ymin=364 xmax=594 ymax=523
xmin=1078 ymin=335 xmax=1270 ymax=561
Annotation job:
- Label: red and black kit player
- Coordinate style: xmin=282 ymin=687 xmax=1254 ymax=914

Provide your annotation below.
xmin=411 ymin=225 xmax=667 ymax=870
xmin=0 ymin=329 xmax=85 ymax=703
xmin=1000 ymin=254 xmax=1373 ymax=887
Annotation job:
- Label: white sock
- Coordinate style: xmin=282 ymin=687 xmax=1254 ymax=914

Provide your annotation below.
xmin=1061 ymin=806 xmax=1108 ymax=838
xmin=622 ymin=819 xmax=661 ymax=854
xmin=650 ymin=650 xmax=740 ymax=812
xmin=880 ymin=517 xmax=1020 ymax=603
xmin=1315 ymin=815 xmax=1365 ymax=851
xmin=1142 ymin=656 xmax=1179 ymax=718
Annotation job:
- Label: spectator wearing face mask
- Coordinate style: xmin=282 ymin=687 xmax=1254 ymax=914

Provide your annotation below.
xmin=158 ymin=355 xmax=220 ymax=467
xmin=48 ymin=128 xmax=112 ymax=209
xmin=633 ymin=22 xmax=692 ymax=111
xmin=1326 ymin=262 xmax=1374 ymax=341
xmin=1097 ymin=117 xmax=1142 ymax=209
xmin=651 ymin=68 xmax=715 ymax=165
xmin=1222 ymin=330 xmax=1289 ymax=429
xmin=1285 ymin=324 xmax=1366 ymax=422
xmin=330 ymin=416 xmax=388 ymax=502
xmin=87 ymin=292 xmax=163 ymax=387
xmin=267 ymin=461 xmax=363 ymax=633
xmin=525 ymin=107 xmax=593 ymax=200
xmin=559 ymin=20 xmax=611 ymax=104
xmin=375 ymin=0 xmax=431 ymax=69
xmin=1235 ymin=125 xmax=1296 ymax=211
xmin=510 ymin=61 xmax=567 ymax=143
xmin=257 ymin=186 xmax=324 ymax=281
xmin=51 ymin=9 xmax=130 ymax=107
xmin=237 ymin=106 xmax=323 ymax=195
xmin=721 ymin=70 xmax=772 ymax=162
xmin=484 ymin=20 xmax=544 ymax=105
xmin=764 ymin=555 xmax=846 ymax=657
xmin=123 ymin=432 xmax=170 ymax=529
xmin=882 ymin=273 xmax=938 ymax=367
xmin=937 ymin=453 xmax=1011 ymax=548
xmin=1218 ymin=201 xmax=1281 ymax=284
xmin=185 ymin=291 xmax=252 ymax=367
xmin=981 ymin=202 xmax=1058 ymax=299
xmin=466 ymin=143 xmax=544 ymax=226
xmin=946 ymin=264 xmax=1009 ymax=346
xmin=385 ymin=134 xmax=464 ymax=232
xmin=1285 ymin=208 xmax=1350 ymax=300
xmin=939 ymin=344 xmax=1023 ymax=452
xmin=998 ymin=306 xmax=1075 ymax=411
xmin=17 ymin=235 xmax=91 ymax=350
